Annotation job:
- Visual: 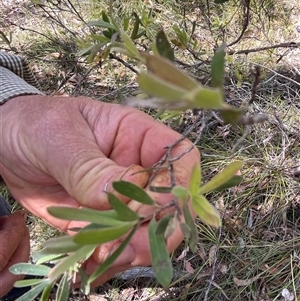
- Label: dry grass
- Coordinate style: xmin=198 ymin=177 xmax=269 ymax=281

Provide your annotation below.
xmin=1 ymin=0 xmax=300 ymax=300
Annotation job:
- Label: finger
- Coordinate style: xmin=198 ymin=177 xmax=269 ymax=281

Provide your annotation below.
xmin=0 ymin=228 xmax=30 ymax=297
xmin=0 ymin=211 xmax=28 ymax=271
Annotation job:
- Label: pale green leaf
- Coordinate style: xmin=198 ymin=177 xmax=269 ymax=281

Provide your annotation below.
xmin=88 ymin=226 xmax=138 ymax=284
xmin=112 ymin=181 xmax=155 ymax=205
xmin=192 ymin=195 xmax=221 ymax=228
xmin=47 ymin=207 xmax=125 ymax=226
xmin=172 ymin=186 xmax=190 ymax=201
xmin=40 ymin=283 xmax=53 ymax=301
xmin=211 ymin=45 xmax=225 ymax=89
xmin=149 ymin=218 xmax=173 ymax=288
xmin=155 ymin=214 xmax=173 ymax=236
xmin=14 ymin=278 xmax=47 ymax=288
xmin=15 ymin=280 xmax=50 ymax=301
xmin=220 ymin=108 xmax=245 ymax=125
xmin=189 ymin=164 xmax=201 ymax=195
xmin=182 ymin=202 xmax=198 ymax=252
xmin=49 ymin=245 xmax=96 ymax=281
xmin=137 ymin=72 xmax=187 ymax=101
xmin=189 ymin=86 xmax=226 ymax=110
xmin=120 ymin=29 xmax=140 ymax=58
xmin=214 ymin=175 xmax=243 ymax=191
xmin=140 ymin=52 xmax=198 ymax=90
xmin=74 ymin=223 xmax=135 ymax=245
xmin=56 ymin=272 xmax=70 ymax=301
xmin=179 ymin=222 xmax=191 ymax=239
xmin=198 ymin=161 xmax=243 ymax=194
xmin=10 ymin=263 xmax=51 ymax=276
xmin=41 ymin=235 xmax=82 ymax=254
xmin=108 ymin=192 xmax=140 ymax=221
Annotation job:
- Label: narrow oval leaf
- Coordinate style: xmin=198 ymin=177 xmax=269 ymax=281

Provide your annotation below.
xmin=137 ymin=72 xmax=187 ymax=101
xmin=15 ymin=280 xmax=50 ymax=301
xmin=214 ymin=175 xmax=243 ymax=191
xmin=10 ymin=263 xmax=51 ymax=276
xmin=198 ymin=161 xmax=243 ymax=194
xmin=47 ymin=207 xmax=125 ymax=226
xmin=42 ymin=235 xmax=82 ymax=254
xmin=40 ymin=283 xmax=53 ymax=301
xmin=87 ymin=20 xmax=118 ymax=31
xmin=120 ymin=29 xmax=140 ymax=58
xmin=74 ymin=223 xmax=135 ymax=245
xmin=112 ymin=181 xmax=155 ymax=205
xmin=220 ymin=108 xmax=245 ymax=125
xmin=155 ymin=214 xmax=173 ymax=235
xmin=190 ymin=87 xmax=225 ymax=110
xmin=88 ymin=226 xmax=138 ymax=284
xmin=182 ymin=202 xmax=198 ymax=252
xmin=14 ymin=278 xmax=47 ymax=288
xmin=189 ymin=164 xmax=201 ymax=195
xmin=164 ymin=217 xmax=177 ymax=240
xmin=49 ymin=245 xmax=96 ymax=281
xmin=35 ymin=253 xmax=66 ymax=265
xmin=156 ymin=30 xmax=175 ymax=61
xmin=149 ymin=186 xmax=172 ymax=193
xmin=149 ymin=218 xmax=173 ymax=288
xmin=192 ymin=195 xmax=221 ymax=228
xmin=179 ymin=222 xmax=191 ymax=239
xmin=211 ymin=45 xmax=225 ymax=89
xmin=172 ymin=186 xmax=190 ymax=201
xmin=108 ymin=193 xmax=140 ymax=221
xmin=140 ymin=52 xmax=198 ymax=90
xmin=56 ymin=272 xmax=70 ymax=301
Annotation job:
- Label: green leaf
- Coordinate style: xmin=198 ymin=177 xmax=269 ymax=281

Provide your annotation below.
xmin=179 ymin=222 xmax=191 ymax=239
xmin=41 ymin=235 xmax=82 ymax=254
xmin=123 ymin=16 xmax=130 ymax=31
xmin=79 ymin=266 xmax=90 ymax=295
xmin=131 ymin=13 xmax=140 ymax=39
xmin=155 ymin=214 xmax=173 ymax=235
xmin=140 ymin=52 xmax=198 ymax=90
xmin=137 ymin=72 xmax=187 ymax=101
xmin=189 ymin=86 xmax=226 ymax=110
xmin=220 ymin=108 xmax=245 ymax=125
xmin=9 ymin=263 xmax=51 ymax=276
xmin=14 ymin=278 xmax=47 ymax=288
xmin=88 ymin=226 xmax=138 ymax=284
xmin=108 ymin=193 xmax=140 ymax=221
xmin=149 ymin=218 xmax=173 ymax=288
xmin=172 ymin=186 xmax=190 ymax=202
xmin=215 ymin=0 xmax=229 ymax=3
xmin=182 ymin=202 xmax=198 ymax=252
xmin=47 ymin=207 xmax=125 ymax=226
xmin=87 ymin=20 xmax=118 ymax=31
xmin=74 ymin=223 xmax=135 ymax=245
xmin=49 ymin=245 xmax=96 ymax=281
xmin=211 ymin=45 xmax=225 ymax=89
xmin=192 ymin=195 xmax=221 ymax=228
xmin=15 ymin=280 xmax=50 ymax=301
xmin=56 ymin=272 xmax=70 ymax=301
xmin=112 ymin=181 xmax=155 ymax=205
xmin=156 ymin=30 xmax=175 ymax=62
xmin=101 ymin=11 xmax=110 ymax=23
xmin=198 ymin=161 xmax=243 ymax=194
xmin=120 ymin=29 xmax=140 ymax=58
xmin=40 ymin=283 xmax=53 ymax=301
xmin=189 ymin=164 xmax=201 ymax=195
xmin=149 ymin=186 xmax=172 ymax=193
xmin=35 ymin=253 xmax=66 ymax=265
xmin=164 ymin=217 xmax=177 ymax=240
xmin=214 ymin=175 xmax=243 ymax=191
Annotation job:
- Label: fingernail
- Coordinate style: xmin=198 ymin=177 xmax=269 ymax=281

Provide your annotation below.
xmin=110 ymin=243 xmax=135 ymax=267
xmin=21 ymin=211 xmax=28 ymax=221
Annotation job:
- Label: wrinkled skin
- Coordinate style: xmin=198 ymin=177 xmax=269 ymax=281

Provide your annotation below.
xmin=0 ymin=211 xmax=30 ymax=296
xmin=0 ymin=95 xmax=200 ymax=293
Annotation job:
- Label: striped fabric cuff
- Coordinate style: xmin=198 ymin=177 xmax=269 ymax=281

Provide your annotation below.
xmin=0 ymin=52 xmax=44 ymax=104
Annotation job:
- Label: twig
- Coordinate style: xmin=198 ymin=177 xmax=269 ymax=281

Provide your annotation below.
xmin=109 ymin=53 xmax=139 ymax=74
xmin=227 ymin=42 xmax=299 ymax=55
xmin=227 ymin=0 xmax=251 ymax=48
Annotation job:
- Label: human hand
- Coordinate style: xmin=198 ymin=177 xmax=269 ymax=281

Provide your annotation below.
xmin=0 ymin=95 xmax=200 ymax=286
xmin=0 ymin=211 xmax=30 ymax=297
